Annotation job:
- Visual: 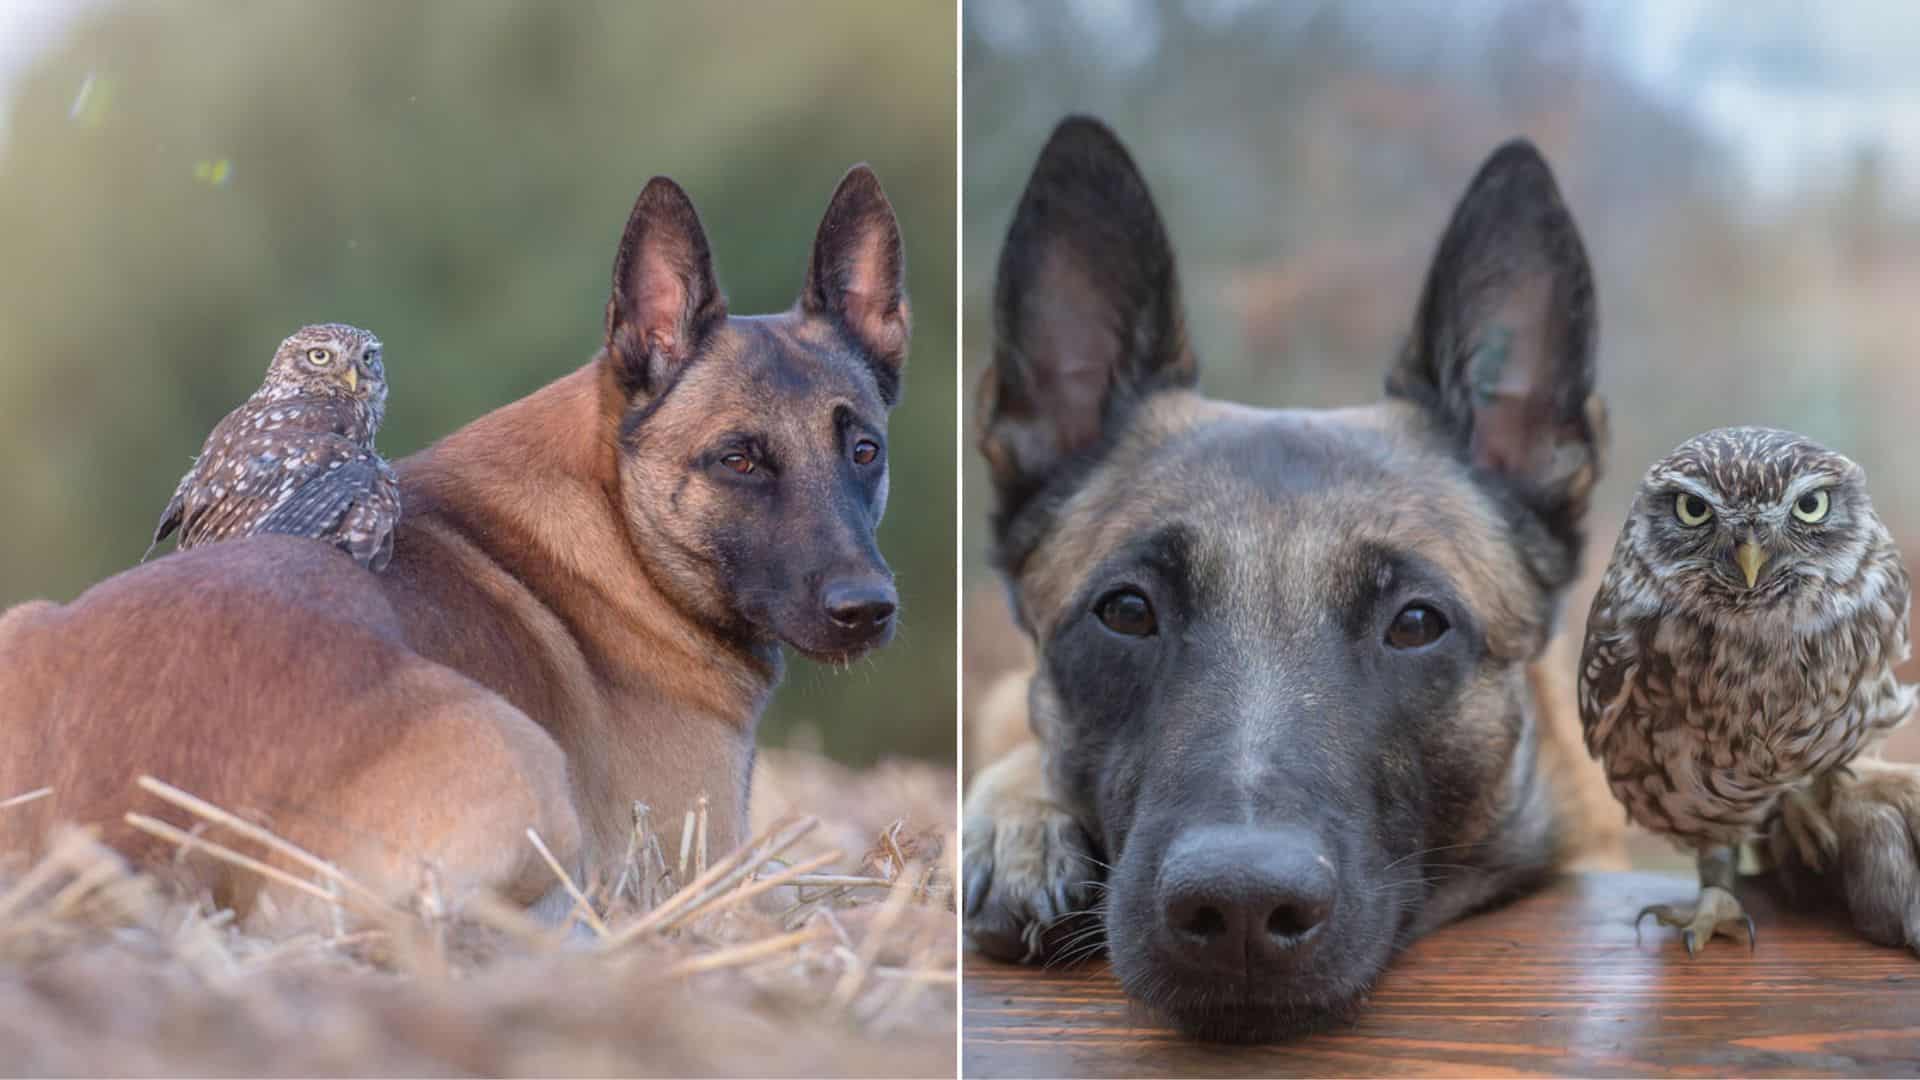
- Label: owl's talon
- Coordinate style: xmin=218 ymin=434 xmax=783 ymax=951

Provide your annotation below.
xmin=1634 ymin=903 xmax=1670 ymax=936
xmin=1637 ymin=884 xmax=1754 ymax=957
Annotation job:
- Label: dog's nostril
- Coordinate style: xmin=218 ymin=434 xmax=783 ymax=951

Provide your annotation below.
xmin=1178 ymin=904 xmax=1227 ymax=943
xmin=1266 ymin=898 xmax=1328 ymax=942
xmin=827 ymin=598 xmax=893 ymax=628
xmin=1158 ymin=823 xmax=1336 ymax=962
xmin=822 ymin=583 xmax=897 ymax=630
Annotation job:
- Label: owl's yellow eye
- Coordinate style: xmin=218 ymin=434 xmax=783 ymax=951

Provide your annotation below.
xmin=1675 ymin=492 xmax=1712 ymax=526
xmin=306 ymin=348 xmax=333 ymax=365
xmin=1792 ymin=489 xmax=1830 ymax=524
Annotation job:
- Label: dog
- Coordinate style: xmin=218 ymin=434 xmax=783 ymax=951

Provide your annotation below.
xmin=0 ymin=165 xmax=910 ymax=927
xmin=961 ymin=116 xmax=1625 ymax=1043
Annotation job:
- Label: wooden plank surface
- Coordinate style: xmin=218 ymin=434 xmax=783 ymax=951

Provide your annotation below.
xmin=964 ymin=872 xmax=1920 ymax=1077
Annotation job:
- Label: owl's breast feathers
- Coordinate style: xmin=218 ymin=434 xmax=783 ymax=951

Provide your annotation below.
xmin=1579 ymin=535 xmax=1915 ymax=848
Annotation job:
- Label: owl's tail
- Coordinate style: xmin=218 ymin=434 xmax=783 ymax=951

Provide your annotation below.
xmin=144 ymin=494 xmax=184 ymax=563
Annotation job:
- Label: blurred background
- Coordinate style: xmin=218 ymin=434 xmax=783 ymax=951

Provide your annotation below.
xmin=964 ymin=0 xmax=1920 ymax=776
xmin=0 ymin=0 xmax=956 ymax=766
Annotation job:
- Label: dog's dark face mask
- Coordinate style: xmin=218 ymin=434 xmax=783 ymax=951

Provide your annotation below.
xmin=603 ymin=167 xmax=911 ymax=666
xmin=976 ymin=117 xmax=1605 ymax=1042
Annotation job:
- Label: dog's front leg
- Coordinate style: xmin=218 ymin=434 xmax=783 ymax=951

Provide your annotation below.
xmin=1769 ymin=755 xmax=1920 ymax=956
xmin=962 ymin=740 xmax=1104 ymax=964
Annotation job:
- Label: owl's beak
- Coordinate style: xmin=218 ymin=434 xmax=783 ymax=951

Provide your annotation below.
xmin=343 ymin=366 xmax=359 ymax=393
xmin=1734 ymin=539 xmax=1768 ymax=589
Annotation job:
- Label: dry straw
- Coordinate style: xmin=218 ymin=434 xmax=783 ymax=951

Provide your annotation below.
xmin=0 ymin=752 xmax=957 ymax=1075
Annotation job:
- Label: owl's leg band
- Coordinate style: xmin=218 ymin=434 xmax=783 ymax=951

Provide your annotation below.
xmin=1635 ymin=846 xmax=1757 ymax=956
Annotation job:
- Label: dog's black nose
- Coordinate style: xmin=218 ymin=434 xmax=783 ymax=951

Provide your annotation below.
xmin=1156 ymin=824 xmax=1334 ymax=968
xmin=822 ymin=579 xmax=897 ymax=630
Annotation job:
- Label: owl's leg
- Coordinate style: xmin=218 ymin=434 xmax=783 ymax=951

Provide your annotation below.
xmin=1636 ymin=846 xmax=1757 ymax=956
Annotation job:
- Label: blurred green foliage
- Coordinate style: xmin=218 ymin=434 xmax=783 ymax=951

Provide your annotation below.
xmin=0 ymin=0 xmax=956 ymax=766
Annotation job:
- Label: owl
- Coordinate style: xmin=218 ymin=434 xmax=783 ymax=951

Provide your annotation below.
xmin=147 ymin=323 xmax=400 ymax=571
xmin=1579 ymin=426 xmax=1915 ymax=954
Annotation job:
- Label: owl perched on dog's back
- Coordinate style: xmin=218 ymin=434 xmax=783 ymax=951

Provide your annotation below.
xmin=147 ymin=323 xmax=400 ymax=571
xmin=1579 ymin=426 xmax=1914 ymax=953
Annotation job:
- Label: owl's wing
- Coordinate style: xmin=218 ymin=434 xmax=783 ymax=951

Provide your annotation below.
xmin=1862 ymin=536 xmax=1918 ymax=740
xmin=144 ymin=481 xmax=188 ymax=561
xmin=254 ymin=449 xmax=401 ymax=571
xmin=175 ymin=437 xmax=308 ymax=548
xmin=146 ymin=423 xmax=228 ymax=559
xmin=1576 ymin=582 xmax=1641 ymax=759
xmin=356 ymin=460 xmax=401 ymax=572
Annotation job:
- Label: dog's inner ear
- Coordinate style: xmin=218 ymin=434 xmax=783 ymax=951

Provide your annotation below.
xmin=606 ymin=176 xmax=727 ymax=400
xmin=803 ymin=165 xmax=910 ymax=384
xmin=1388 ymin=139 xmax=1604 ymax=543
xmin=980 ymin=116 xmax=1195 ymax=525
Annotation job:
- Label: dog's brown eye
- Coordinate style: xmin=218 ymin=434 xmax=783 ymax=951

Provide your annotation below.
xmin=1385 ymin=603 xmax=1448 ymax=650
xmin=720 ymin=453 xmax=754 ymax=475
xmin=852 ymin=439 xmax=879 ymax=466
xmin=1095 ymin=588 xmax=1156 ymax=637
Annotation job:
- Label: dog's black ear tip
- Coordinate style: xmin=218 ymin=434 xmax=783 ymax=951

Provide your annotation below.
xmin=827 ymin=163 xmax=895 ymax=215
xmin=1040 ymin=115 xmax=1131 ymax=165
xmin=1488 ymin=136 xmax=1547 ymax=163
xmin=635 ymin=175 xmax=696 ymax=214
xmin=1022 ymin=116 xmax=1155 ymax=226
xmin=1050 ymin=113 xmax=1119 ymax=143
xmin=1474 ymin=138 xmax=1563 ymax=191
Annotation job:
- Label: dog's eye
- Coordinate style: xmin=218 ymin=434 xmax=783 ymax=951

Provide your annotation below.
xmin=1094 ymin=588 xmax=1156 ymax=638
xmin=1385 ymin=603 xmax=1448 ymax=650
xmin=852 ymin=439 xmax=880 ymax=466
xmin=720 ymin=453 xmax=754 ymax=475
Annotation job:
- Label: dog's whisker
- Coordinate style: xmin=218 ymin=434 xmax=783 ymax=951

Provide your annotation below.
xmin=1381 ymin=841 xmax=1492 ymax=872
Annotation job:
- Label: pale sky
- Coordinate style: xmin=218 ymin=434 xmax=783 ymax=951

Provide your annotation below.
xmin=0 ymin=0 xmax=95 ymax=141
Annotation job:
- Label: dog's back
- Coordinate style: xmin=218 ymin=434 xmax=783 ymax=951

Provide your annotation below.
xmin=0 ymin=521 xmax=579 ymax=920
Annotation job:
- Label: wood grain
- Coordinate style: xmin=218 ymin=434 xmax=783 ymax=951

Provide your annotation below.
xmin=964 ymin=872 xmax=1920 ymax=1077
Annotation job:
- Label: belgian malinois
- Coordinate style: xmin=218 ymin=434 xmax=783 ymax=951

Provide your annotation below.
xmin=0 ymin=165 xmax=910 ymax=925
xmin=963 ymin=117 xmax=1622 ymax=1042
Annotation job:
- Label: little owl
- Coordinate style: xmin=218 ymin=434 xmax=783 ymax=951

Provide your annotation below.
xmin=147 ymin=323 xmax=400 ymax=571
xmin=1579 ymin=426 xmax=1914 ymax=953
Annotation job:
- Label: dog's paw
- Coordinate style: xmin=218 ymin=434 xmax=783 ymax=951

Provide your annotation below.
xmin=962 ymin=791 xmax=1102 ymax=964
xmin=1773 ymin=759 xmax=1920 ymax=957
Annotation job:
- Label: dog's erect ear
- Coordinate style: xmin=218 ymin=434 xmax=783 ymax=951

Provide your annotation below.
xmin=606 ymin=177 xmax=728 ymax=399
xmin=979 ymin=116 xmax=1194 ymax=532
xmin=1388 ymin=139 xmax=1605 ymax=550
xmin=803 ymin=165 xmax=910 ymax=396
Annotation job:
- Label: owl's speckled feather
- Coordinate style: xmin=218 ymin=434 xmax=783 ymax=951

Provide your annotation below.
xmin=148 ymin=323 xmax=400 ymax=571
xmin=1579 ymin=426 xmax=1915 ymax=851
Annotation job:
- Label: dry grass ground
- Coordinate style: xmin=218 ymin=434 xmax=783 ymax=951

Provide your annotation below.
xmin=0 ymin=749 xmax=957 ymax=1077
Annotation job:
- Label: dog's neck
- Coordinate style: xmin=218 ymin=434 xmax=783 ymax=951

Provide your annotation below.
xmin=393 ymin=360 xmax=776 ymax=860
